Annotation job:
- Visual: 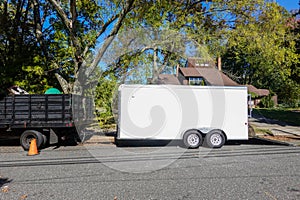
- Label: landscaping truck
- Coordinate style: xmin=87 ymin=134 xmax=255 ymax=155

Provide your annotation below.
xmin=0 ymin=94 xmax=93 ymax=150
xmin=116 ymin=84 xmax=249 ymax=148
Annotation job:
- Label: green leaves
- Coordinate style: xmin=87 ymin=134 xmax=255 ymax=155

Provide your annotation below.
xmin=94 ymin=74 xmax=117 ymax=125
xmin=0 ymin=0 xmax=298 ymax=106
xmin=222 ymin=1 xmax=299 ymax=106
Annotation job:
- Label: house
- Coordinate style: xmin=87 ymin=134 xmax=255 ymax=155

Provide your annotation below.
xmin=156 ymin=57 xmax=276 ymax=107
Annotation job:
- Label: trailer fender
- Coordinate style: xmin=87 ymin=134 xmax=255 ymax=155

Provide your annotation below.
xmin=198 ymin=128 xmax=227 ymax=139
xmin=197 ymin=127 xmax=215 ymax=134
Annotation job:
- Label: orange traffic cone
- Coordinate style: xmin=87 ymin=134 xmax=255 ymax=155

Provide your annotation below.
xmin=27 ymin=138 xmax=39 ymax=156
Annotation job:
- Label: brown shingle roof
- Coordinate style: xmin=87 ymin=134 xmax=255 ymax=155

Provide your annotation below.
xmin=246 ymin=85 xmax=269 ymax=96
xmin=157 ymin=74 xmax=180 ymax=85
xmin=179 ymin=68 xmax=201 ymax=77
xmin=179 ymin=67 xmax=239 ymax=86
xmin=258 ymin=89 xmax=270 ymax=96
xmin=247 ymin=84 xmax=259 ymax=94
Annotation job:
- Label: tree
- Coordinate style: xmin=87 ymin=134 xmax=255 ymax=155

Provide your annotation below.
xmin=1 ymin=0 xmax=298 ymax=107
xmin=94 ymin=73 xmax=117 ymax=126
xmin=44 ymin=0 xmax=135 ymax=94
xmin=102 ymin=0 xmax=291 ymax=85
xmin=221 ymin=2 xmax=299 ymax=106
xmin=0 ymin=0 xmax=58 ymax=94
xmin=101 ymin=0 xmax=226 ymax=84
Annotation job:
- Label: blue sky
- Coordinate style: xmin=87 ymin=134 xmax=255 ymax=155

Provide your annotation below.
xmin=276 ymin=0 xmax=299 ymax=11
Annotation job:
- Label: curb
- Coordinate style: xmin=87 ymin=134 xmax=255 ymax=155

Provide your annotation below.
xmin=83 ymin=135 xmax=115 ymax=145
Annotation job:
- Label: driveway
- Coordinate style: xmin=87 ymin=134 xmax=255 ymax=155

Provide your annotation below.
xmin=249 ymin=114 xmax=300 ymax=146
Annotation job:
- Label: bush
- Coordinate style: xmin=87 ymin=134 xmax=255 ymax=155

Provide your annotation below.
xmin=259 ymin=95 xmax=275 ymax=108
xmin=277 ymin=81 xmax=300 ymax=108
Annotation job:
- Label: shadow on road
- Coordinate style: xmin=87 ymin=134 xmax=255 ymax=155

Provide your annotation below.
xmin=226 ymin=137 xmax=290 ymax=146
xmin=115 ymin=139 xmax=182 ymax=148
xmin=0 ymin=137 xmax=290 ymax=150
xmin=0 ymin=177 xmax=11 ymax=188
xmin=115 ymin=137 xmax=290 ymax=148
xmin=0 ymin=139 xmax=20 ymax=146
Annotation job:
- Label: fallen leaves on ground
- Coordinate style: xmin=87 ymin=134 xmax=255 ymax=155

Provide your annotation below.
xmin=1 ymin=186 xmax=9 ymax=193
xmin=19 ymin=194 xmax=28 ymax=200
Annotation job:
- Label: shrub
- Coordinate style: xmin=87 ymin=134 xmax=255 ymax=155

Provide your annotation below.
xmin=259 ymin=95 xmax=275 ymax=108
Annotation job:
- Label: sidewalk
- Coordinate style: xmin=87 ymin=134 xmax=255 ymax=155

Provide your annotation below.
xmin=249 ymin=113 xmax=300 ymax=146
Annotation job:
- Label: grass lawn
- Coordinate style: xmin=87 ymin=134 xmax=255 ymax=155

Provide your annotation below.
xmin=253 ymin=108 xmax=300 ymax=126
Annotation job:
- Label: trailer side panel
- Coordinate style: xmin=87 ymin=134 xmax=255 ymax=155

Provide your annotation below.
xmin=118 ymin=84 xmax=248 ymax=141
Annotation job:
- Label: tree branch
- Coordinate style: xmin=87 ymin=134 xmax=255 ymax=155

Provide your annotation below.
xmin=86 ymin=0 xmax=135 ymax=76
xmin=32 ymin=0 xmax=50 ymax=66
xmin=70 ymin=0 xmax=77 ymax=32
xmin=82 ymin=14 xmax=119 ymax=57
xmin=47 ymin=0 xmax=71 ymax=33
xmin=48 ymin=0 xmax=81 ymax=51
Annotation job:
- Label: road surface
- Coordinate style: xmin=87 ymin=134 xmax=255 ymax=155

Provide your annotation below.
xmin=0 ymin=144 xmax=299 ymax=200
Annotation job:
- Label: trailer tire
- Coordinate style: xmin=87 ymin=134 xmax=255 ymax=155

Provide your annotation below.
xmin=183 ymin=130 xmax=202 ymax=149
xmin=204 ymin=130 xmax=225 ymax=148
xmin=20 ymin=130 xmax=44 ymax=151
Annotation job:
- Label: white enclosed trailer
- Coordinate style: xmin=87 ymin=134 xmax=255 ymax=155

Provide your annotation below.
xmin=117 ymin=84 xmax=248 ymax=148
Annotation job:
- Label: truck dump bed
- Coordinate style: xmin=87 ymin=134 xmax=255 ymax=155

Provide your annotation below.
xmin=0 ymin=94 xmax=93 ymax=129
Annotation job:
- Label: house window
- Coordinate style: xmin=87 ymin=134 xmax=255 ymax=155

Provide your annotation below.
xmin=189 ymin=77 xmax=205 ymax=85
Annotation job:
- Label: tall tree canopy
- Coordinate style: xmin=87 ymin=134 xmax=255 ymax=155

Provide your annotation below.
xmin=0 ymin=0 xmax=299 ymax=106
xmin=221 ymin=1 xmax=299 ymax=106
xmin=0 ymin=0 xmax=58 ymax=93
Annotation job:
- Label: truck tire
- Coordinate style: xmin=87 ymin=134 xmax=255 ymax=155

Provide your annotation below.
xmin=42 ymin=134 xmax=48 ymax=146
xmin=20 ymin=130 xmax=44 ymax=151
xmin=183 ymin=130 xmax=202 ymax=149
xmin=204 ymin=130 xmax=225 ymax=148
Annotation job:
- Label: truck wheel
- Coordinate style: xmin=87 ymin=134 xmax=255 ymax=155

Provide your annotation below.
xmin=20 ymin=130 xmax=44 ymax=151
xmin=42 ymin=134 xmax=48 ymax=146
xmin=183 ymin=130 xmax=202 ymax=149
xmin=204 ymin=130 xmax=225 ymax=148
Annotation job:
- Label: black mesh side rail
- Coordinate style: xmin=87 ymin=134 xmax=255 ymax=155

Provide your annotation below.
xmin=0 ymin=94 xmax=72 ymax=128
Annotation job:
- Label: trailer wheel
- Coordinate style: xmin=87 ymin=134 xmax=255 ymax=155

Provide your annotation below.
xmin=183 ymin=130 xmax=202 ymax=149
xmin=204 ymin=130 xmax=225 ymax=148
xmin=20 ymin=130 xmax=44 ymax=151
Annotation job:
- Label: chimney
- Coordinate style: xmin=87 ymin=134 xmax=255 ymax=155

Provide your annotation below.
xmin=217 ymin=57 xmax=222 ymax=71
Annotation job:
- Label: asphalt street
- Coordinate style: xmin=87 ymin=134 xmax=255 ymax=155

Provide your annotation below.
xmin=0 ymin=144 xmax=299 ymax=200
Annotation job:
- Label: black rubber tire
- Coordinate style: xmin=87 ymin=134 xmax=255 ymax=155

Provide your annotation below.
xmin=20 ymin=130 xmax=44 ymax=151
xmin=204 ymin=130 xmax=225 ymax=148
xmin=42 ymin=134 xmax=48 ymax=147
xmin=183 ymin=130 xmax=203 ymax=149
